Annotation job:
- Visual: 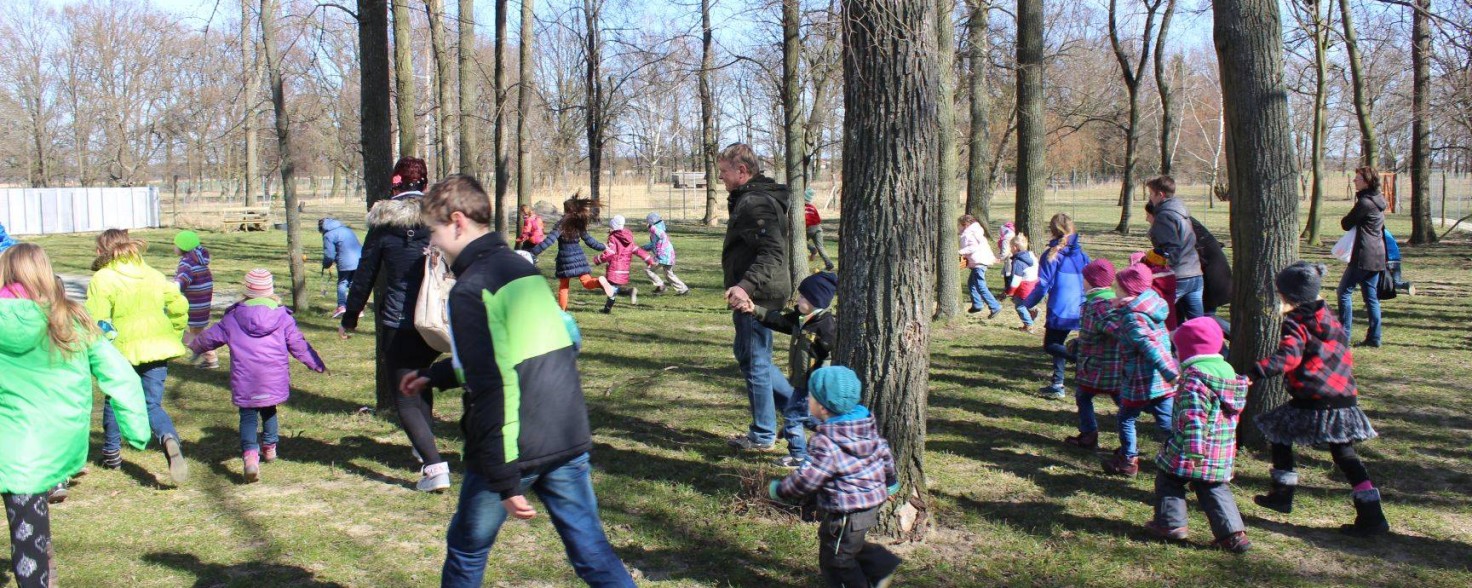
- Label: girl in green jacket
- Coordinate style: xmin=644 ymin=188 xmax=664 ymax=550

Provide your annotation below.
xmin=0 ymin=243 xmax=151 ymax=588
xmin=85 ymin=229 xmax=191 ymax=484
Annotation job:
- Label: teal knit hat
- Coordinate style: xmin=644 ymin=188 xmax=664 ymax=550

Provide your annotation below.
xmin=808 ymin=365 xmax=861 ymax=415
xmin=174 ymin=230 xmax=200 ymax=252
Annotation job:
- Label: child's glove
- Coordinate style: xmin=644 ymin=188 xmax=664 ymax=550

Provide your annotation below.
xmin=886 ymin=482 xmax=901 ymax=497
xmin=767 ymin=480 xmax=784 ymax=502
xmin=98 ymin=320 xmax=118 ymax=341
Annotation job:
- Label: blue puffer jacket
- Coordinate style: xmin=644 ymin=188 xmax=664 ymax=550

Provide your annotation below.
xmin=531 ymin=226 xmax=606 ymax=278
xmin=1022 ymin=233 xmax=1090 ymax=331
xmin=319 ymin=218 xmax=363 ymax=272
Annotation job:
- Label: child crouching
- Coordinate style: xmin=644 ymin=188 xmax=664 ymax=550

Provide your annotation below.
xmin=1146 ymin=317 xmax=1251 ymax=553
xmin=188 ymin=269 xmax=327 ymax=483
xmin=770 ymin=366 xmax=902 ymax=588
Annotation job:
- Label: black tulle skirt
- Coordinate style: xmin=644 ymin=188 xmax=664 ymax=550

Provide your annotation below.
xmin=1255 ymin=404 xmax=1378 ymax=446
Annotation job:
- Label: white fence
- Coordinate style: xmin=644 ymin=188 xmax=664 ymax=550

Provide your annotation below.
xmin=0 ymin=187 xmax=160 ymax=236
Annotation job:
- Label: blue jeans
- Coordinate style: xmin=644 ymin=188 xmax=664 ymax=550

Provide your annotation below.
xmin=1175 ymin=275 xmax=1205 ymax=322
xmin=239 ymin=406 xmax=279 ymax=453
xmin=1337 ymin=266 xmax=1382 ymax=344
xmin=1042 ymin=328 xmax=1071 ymax=390
xmin=441 ymin=453 xmax=634 ymax=588
xmin=1013 ymin=297 xmax=1033 ymax=326
xmin=785 ymin=387 xmax=811 ymax=460
xmin=1076 ymin=390 xmax=1112 ymax=434
xmin=1117 ymin=396 xmax=1174 ymax=458
xmin=732 ymin=312 xmax=800 ymax=449
xmin=967 ymin=268 xmax=1002 ymax=312
xmin=336 ymin=269 xmax=355 ymax=308
xmin=103 ymin=361 xmax=178 ymax=453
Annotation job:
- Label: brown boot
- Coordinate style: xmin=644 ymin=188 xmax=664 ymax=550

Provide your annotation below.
xmin=1101 ymin=450 xmax=1139 ymax=477
xmin=1064 ymin=431 xmax=1099 ymax=449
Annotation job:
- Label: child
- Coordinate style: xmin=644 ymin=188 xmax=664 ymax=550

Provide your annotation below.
xmin=804 ymin=188 xmax=835 ymax=271
xmin=1382 ymin=228 xmax=1414 ymax=295
xmin=318 ymin=217 xmax=363 ymax=318
xmin=174 ymin=230 xmax=217 ymax=369
xmin=1021 ymin=213 xmax=1091 ymax=399
xmin=187 ymin=269 xmax=327 ymax=483
xmin=401 ymin=175 xmax=636 ymax=587
xmin=957 ymin=214 xmax=1002 ymax=317
xmin=1063 ymin=259 xmax=1121 ymax=449
xmin=516 ymin=203 xmax=545 ymax=251
xmin=1146 ymin=317 xmax=1251 ymax=553
xmin=86 ymin=228 xmax=191 ymax=485
xmin=530 ymin=198 xmax=608 ymax=311
xmin=1249 ymin=261 xmax=1387 ymax=537
xmin=1134 ymin=248 xmax=1180 ymax=331
xmin=0 ymin=243 xmax=150 ymax=588
xmin=749 ymin=272 xmax=837 ymax=468
xmin=592 ymin=215 xmax=656 ymax=313
xmin=642 ymin=212 xmax=690 ymax=295
xmin=996 ymin=221 xmax=1017 ymax=292
xmin=769 ymin=366 xmax=901 ymax=588
xmin=1101 ymin=263 xmax=1179 ymax=476
xmin=1004 ymin=233 xmax=1040 ymax=332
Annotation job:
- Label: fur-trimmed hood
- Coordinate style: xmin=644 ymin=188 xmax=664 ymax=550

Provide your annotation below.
xmin=366 ymin=193 xmax=426 ymax=230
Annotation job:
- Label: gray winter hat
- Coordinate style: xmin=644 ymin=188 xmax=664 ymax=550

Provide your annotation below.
xmin=1276 ymin=261 xmax=1326 ymax=305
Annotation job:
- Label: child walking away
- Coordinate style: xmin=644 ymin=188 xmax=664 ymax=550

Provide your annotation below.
xmin=1063 ymin=259 xmax=1121 ymax=449
xmin=1 ymin=244 xmax=151 ymax=588
xmin=642 ymin=212 xmax=689 ymax=295
xmin=516 ymin=204 xmax=545 ymax=251
xmin=318 ymin=217 xmax=363 ymax=319
xmin=1146 ymin=317 xmax=1251 ymax=553
xmin=1382 ymin=228 xmax=1415 ymax=295
xmin=749 ymin=272 xmax=837 ymax=468
xmin=957 ymin=215 xmax=1002 ymax=318
xmin=174 ymin=230 xmax=217 ymax=369
xmin=592 ymin=215 xmax=656 ymax=313
xmin=401 ymin=175 xmax=636 ymax=587
xmin=1101 ymin=263 xmax=1179 ymax=476
xmin=531 ymin=198 xmax=608 ymax=311
xmin=1021 ymin=214 xmax=1091 ymax=399
xmin=804 ymin=188 xmax=835 ymax=271
xmin=187 ymin=270 xmax=327 ymax=483
xmin=769 ymin=366 xmax=901 ymax=588
xmin=1004 ymin=233 xmax=1040 ymax=331
xmin=86 ymin=229 xmax=191 ymax=485
xmin=1249 ymin=261 xmax=1387 ymax=537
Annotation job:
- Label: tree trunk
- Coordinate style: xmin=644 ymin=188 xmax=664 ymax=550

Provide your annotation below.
xmin=935 ymin=0 xmax=959 ymax=320
xmin=459 ymin=0 xmax=478 ymax=176
xmin=241 ymin=0 xmax=261 ymax=205
xmin=427 ymin=0 xmax=454 ymax=170
xmin=965 ymin=0 xmax=992 ymax=222
xmin=839 ymin=0 xmax=940 ymax=541
xmin=700 ymin=0 xmax=720 ymax=226
xmin=583 ymin=0 xmax=604 ymax=217
xmin=261 ymin=0 xmax=306 ymax=310
xmin=1409 ymin=0 xmax=1437 ymax=245
xmin=1338 ymin=0 xmax=1377 ymax=168
xmin=1301 ymin=0 xmax=1328 ymax=246
xmin=393 ymin=0 xmax=417 ymax=157
xmin=784 ymin=0 xmax=811 ymax=284
xmin=1108 ymin=0 xmax=1160 ymax=235
xmin=359 ymin=0 xmax=396 ymax=411
xmin=1155 ymin=0 xmax=1178 ymax=176
xmin=1214 ymin=0 xmax=1299 ymax=447
xmin=1015 ymin=0 xmax=1046 ymax=244
xmin=517 ymin=0 xmax=533 ymax=211
xmin=494 ymin=0 xmax=511 ymax=234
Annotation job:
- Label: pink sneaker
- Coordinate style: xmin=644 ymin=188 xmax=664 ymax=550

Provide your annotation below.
xmin=332 ymin=306 xmax=347 ymax=319
xmin=243 ymin=450 xmax=261 ymax=483
xmin=261 ymin=444 xmax=277 ymax=462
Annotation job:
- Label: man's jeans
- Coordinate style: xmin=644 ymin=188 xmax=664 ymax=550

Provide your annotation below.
xmin=1117 ymin=396 xmax=1174 ymax=458
xmin=1337 ymin=266 xmax=1382 ymax=344
xmin=336 ymin=269 xmax=355 ymax=308
xmin=1175 ymin=275 xmax=1205 ymax=322
xmin=103 ymin=361 xmax=179 ymax=452
xmin=441 ymin=453 xmax=635 ymax=588
xmin=733 ymin=312 xmax=800 ymax=449
xmin=967 ymin=268 xmax=1002 ymax=312
xmin=1153 ymin=471 xmax=1245 ymax=539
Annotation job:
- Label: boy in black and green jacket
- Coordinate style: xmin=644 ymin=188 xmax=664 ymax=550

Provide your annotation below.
xmin=401 ymin=175 xmax=635 ymax=588
xmin=747 ymin=271 xmax=838 ymax=468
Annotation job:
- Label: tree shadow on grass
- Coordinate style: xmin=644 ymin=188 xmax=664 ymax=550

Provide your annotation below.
xmin=1244 ymin=514 xmax=1472 ymax=574
xmin=142 ymin=552 xmax=348 ymax=588
xmin=600 ymin=498 xmax=816 ymax=586
xmin=194 ymin=425 xmax=437 ymax=490
xmin=942 ymin=492 xmax=1144 ymax=542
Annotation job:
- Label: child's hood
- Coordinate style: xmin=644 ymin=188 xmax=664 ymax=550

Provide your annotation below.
xmin=228 ymin=301 xmax=293 ymax=338
xmin=1183 ymin=358 xmax=1249 ymax=415
xmin=817 ymin=406 xmax=885 ymax=457
xmin=101 ymin=257 xmax=156 ymax=280
xmin=320 ymin=218 xmax=345 ymax=233
xmin=0 ymin=298 xmax=46 ymax=355
xmin=648 ymin=220 xmax=667 ymax=234
xmin=183 ymin=247 xmax=211 ymax=267
xmin=1121 ymin=289 xmax=1170 ymax=323
xmin=606 ymin=228 xmax=636 ymax=248
xmin=1286 ymin=299 xmax=1342 ymax=344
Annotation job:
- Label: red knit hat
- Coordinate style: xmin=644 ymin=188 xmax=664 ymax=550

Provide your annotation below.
xmin=1116 ymin=263 xmax=1153 ymax=296
xmin=1083 ymin=259 xmax=1116 ymax=289
xmin=1173 ymin=316 xmax=1225 ymax=361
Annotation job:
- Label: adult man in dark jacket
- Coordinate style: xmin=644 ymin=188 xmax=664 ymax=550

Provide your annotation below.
xmin=1147 ymin=176 xmax=1205 ymax=321
xmin=718 ymin=143 xmax=798 ymax=455
xmin=1339 ymin=166 xmax=1389 ymax=347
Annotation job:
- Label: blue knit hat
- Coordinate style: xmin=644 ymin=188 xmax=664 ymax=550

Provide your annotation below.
xmin=646 ymin=212 xmax=661 ymax=225
xmin=808 ymin=365 xmax=861 ymax=416
xmin=798 ymin=272 xmax=838 ymax=309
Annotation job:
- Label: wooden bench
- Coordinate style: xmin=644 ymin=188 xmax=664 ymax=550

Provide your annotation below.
xmin=221 ymin=206 xmax=272 ymax=232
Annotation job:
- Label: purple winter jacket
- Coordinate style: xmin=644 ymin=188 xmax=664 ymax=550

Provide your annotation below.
xmin=188 ymin=300 xmax=326 ymax=408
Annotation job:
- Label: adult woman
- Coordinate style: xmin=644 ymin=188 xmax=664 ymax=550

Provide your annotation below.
xmin=1338 ymin=166 xmax=1388 ymax=347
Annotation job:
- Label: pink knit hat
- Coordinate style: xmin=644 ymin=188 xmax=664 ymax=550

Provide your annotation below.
xmin=244 ymin=268 xmax=274 ymax=298
xmin=1116 ymin=263 xmax=1153 ymax=296
xmin=1129 ymin=251 xmax=1147 ymax=266
xmin=1173 ymin=316 xmax=1225 ymax=361
xmin=1082 ymin=259 xmax=1117 ymax=289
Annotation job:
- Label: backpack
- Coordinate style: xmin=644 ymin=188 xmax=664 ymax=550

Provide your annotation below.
xmin=415 ymin=248 xmax=456 ymax=353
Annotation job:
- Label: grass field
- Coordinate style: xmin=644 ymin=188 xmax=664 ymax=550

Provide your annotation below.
xmin=8 ymin=188 xmax=1471 ymax=587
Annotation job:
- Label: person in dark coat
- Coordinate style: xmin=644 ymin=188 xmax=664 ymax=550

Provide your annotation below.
xmin=1337 ymin=166 xmax=1388 ymax=347
xmin=1191 ymin=218 xmax=1232 ymax=315
xmin=339 ymin=157 xmax=449 ymax=492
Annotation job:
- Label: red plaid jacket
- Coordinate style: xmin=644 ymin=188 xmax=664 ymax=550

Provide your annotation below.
xmin=1156 ymin=360 xmax=1248 ymax=482
xmin=1076 ymin=289 xmax=1122 ymax=395
xmin=1250 ymin=300 xmax=1359 ymax=408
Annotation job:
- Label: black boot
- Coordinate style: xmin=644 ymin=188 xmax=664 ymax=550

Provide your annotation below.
xmin=1340 ymin=488 xmax=1390 ymax=537
xmin=1253 ymin=469 xmax=1297 ymax=514
xmin=600 ymin=296 xmax=616 ymax=314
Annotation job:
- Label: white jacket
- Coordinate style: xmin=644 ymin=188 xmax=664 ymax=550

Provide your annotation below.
xmin=958 ymin=222 xmax=998 ymax=269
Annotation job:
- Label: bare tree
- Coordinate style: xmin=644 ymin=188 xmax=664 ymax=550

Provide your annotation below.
xmin=1409 ymin=0 xmax=1437 ymax=244
xmin=260 ymin=0 xmax=305 ymax=309
xmin=964 ymin=0 xmax=993 ymax=221
xmin=783 ymin=0 xmax=810 ymax=285
xmin=240 ymin=0 xmax=261 ymax=203
xmin=393 ymin=0 xmax=417 ymax=157
xmin=1015 ymin=0 xmax=1047 ymax=245
xmin=1339 ymin=0 xmax=1378 ymax=167
xmin=936 ymin=0 xmax=960 ymax=320
xmin=584 ymin=0 xmax=605 ymax=216
xmin=427 ymin=0 xmax=454 ymax=171
xmin=1107 ymin=0 xmax=1164 ymax=235
xmin=459 ymin=0 xmax=478 ymax=176
xmin=494 ymin=0 xmax=511 ymax=233
xmin=1291 ymin=0 xmax=1330 ymax=246
xmin=1154 ymin=0 xmax=1178 ymax=175
xmin=517 ymin=0 xmax=533 ymax=210
xmin=700 ymin=0 xmax=719 ymax=225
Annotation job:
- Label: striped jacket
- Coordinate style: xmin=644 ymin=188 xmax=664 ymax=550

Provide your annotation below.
xmin=1249 ymin=299 xmax=1359 ymax=408
xmin=1076 ymin=288 xmax=1121 ymax=395
xmin=1155 ymin=357 xmax=1248 ymax=482
xmin=175 ymin=247 xmax=213 ymax=327
xmin=774 ymin=406 xmax=897 ymax=514
xmin=1106 ymin=289 xmax=1179 ymax=407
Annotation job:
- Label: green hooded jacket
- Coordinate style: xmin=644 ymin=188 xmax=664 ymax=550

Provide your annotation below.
xmin=0 ymin=298 xmax=151 ymax=494
xmin=85 ymin=257 xmax=190 ymax=365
